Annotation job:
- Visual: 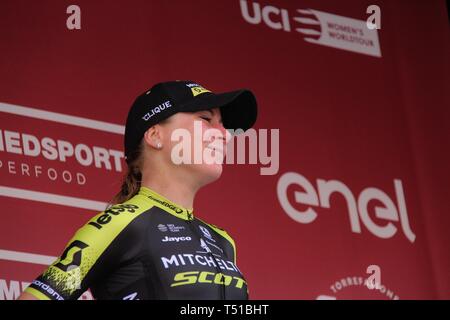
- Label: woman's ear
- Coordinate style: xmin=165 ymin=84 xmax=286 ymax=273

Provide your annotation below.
xmin=143 ymin=125 xmax=164 ymax=150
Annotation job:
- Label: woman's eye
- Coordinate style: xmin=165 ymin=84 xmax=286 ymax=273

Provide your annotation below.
xmin=200 ymin=116 xmax=211 ymax=122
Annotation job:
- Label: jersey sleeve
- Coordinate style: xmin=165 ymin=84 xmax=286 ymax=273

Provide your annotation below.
xmin=25 ymin=202 xmax=148 ymax=300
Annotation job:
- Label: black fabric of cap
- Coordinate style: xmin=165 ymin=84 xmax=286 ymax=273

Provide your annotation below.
xmin=124 ymin=80 xmax=258 ymax=160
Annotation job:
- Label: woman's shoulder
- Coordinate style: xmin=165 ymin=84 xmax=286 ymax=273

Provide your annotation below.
xmin=86 ymin=196 xmax=152 ymax=231
xmin=68 ymin=194 xmax=154 ymax=249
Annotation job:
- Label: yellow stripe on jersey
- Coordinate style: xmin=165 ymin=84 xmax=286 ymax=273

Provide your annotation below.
xmin=30 ymin=195 xmax=153 ymax=298
xmin=25 ymin=287 xmax=51 ymax=300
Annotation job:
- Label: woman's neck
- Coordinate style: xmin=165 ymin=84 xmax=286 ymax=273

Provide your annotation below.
xmin=141 ymin=173 xmax=197 ymax=211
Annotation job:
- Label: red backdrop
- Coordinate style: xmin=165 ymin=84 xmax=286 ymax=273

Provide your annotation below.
xmin=1 ymin=0 xmax=449 ymax=299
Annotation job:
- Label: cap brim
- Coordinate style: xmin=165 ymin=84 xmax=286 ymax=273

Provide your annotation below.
xmin=182 ymin=90 xmax=257 ymax=132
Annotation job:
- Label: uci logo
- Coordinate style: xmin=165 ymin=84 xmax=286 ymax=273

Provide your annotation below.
xmin=54 ymin=240 xmax=89 ymax=272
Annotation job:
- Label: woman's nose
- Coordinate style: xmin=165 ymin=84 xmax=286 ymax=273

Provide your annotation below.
xmin=212 ymin=122 xmax=231 ymax=144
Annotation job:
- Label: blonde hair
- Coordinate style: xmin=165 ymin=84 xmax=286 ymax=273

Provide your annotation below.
xmin=111 ymin=140 xmax=144 ymax=204
xmin=111 ymin=118 xmax=170 ymax=205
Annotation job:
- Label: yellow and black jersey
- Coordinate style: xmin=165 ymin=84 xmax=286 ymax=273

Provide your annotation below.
xmin=25 ymin=187 xmax=248 ymax=300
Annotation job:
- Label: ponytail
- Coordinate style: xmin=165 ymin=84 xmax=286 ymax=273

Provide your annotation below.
xmin=110 ymin=141 xmax=144 ymax=205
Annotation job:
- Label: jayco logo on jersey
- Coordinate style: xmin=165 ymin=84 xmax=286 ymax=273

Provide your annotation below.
xmin=199 ymin=225 xmax=215 ymax=242
xmin=161 ymin=236 xmax=192 ymax=243
xmin=239 ymin=0 xmax=382 ymax=57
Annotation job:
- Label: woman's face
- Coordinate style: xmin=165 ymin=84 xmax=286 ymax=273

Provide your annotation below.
xmin=159 ymin=107 xmax=231 ymax=187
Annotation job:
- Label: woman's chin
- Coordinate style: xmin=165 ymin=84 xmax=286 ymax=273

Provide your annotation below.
xmin=196 ymin=163 xmax=223 ymax=185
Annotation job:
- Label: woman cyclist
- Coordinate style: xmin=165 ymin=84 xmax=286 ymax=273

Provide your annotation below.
xmin=18 ymin=80 xmax=257 ymax=300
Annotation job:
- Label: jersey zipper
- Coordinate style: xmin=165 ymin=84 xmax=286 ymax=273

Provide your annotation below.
xmin=185 ymin=210 xmax=226 ymax=300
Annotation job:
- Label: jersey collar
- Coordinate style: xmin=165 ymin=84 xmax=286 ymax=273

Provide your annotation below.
xmin=138 ymin=186 xmax=194 ymax=221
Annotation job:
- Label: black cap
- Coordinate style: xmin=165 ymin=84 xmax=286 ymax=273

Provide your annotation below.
xmin=124 ymin=80 xmax=258 ymax=159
